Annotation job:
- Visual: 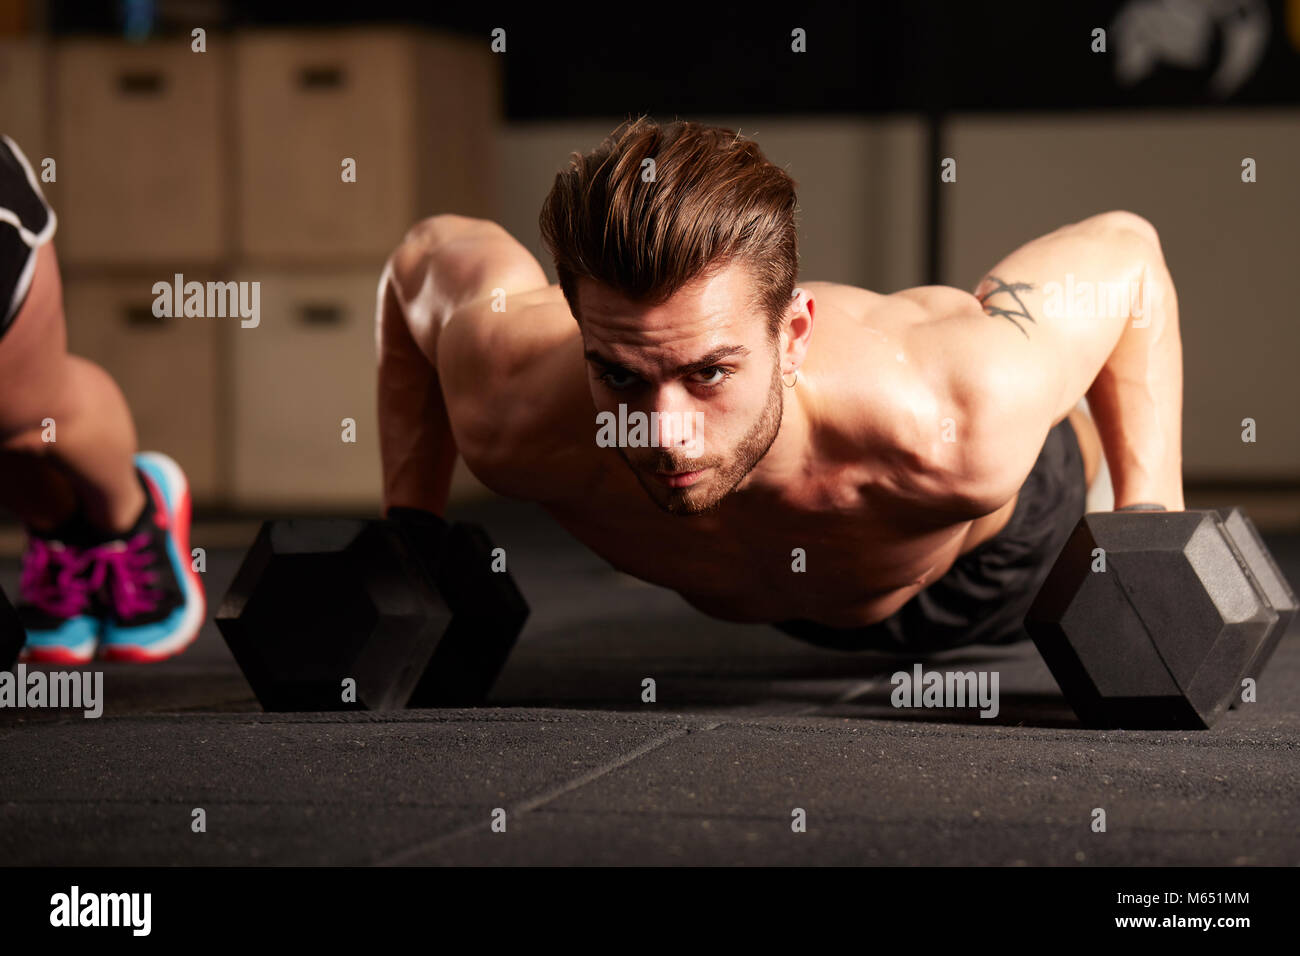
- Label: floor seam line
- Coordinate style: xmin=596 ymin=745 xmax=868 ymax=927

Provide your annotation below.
xmin=373 ymin=719 xmax=724 ymax=865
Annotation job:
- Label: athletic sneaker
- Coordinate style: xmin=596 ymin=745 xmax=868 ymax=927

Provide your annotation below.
xmin=16 ymin=530 xmax=100 ymax=665
xmin=95 ymin=452 xmax=205 ymax=661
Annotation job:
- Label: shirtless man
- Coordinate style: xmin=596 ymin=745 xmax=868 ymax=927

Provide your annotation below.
xmin=377 ymin=117 xmax=1183 ymax=652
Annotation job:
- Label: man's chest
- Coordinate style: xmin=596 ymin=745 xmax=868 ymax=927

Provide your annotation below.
xmin=543 ymin=470 xmax=975 ymax=624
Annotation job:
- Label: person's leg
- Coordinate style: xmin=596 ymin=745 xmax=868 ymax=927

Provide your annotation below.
xmin=0 ymin=242 xmax=146 ymax=535
xmin=1 ymin=134 xmax=202 ymax=663
xmin=0 ymin=255 xmax=204 ymax=662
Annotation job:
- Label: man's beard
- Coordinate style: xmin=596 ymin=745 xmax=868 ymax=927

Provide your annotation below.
xmin=620 ymin=359 xmax=785 ymax=516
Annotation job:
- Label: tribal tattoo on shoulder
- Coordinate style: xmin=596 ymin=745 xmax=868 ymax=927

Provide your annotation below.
xmin=976 ymin=276 xmax=1036 ymax=338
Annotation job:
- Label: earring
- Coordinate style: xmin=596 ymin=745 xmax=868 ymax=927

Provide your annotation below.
xmin=782 ymin=369 xmax=799 ymax=388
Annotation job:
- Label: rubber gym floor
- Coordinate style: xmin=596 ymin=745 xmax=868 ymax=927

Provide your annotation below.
xmin=2 ymin=497 xmax=1297 ymax=866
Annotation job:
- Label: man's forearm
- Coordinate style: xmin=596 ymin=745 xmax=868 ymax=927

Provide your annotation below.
xmin=375 ymin=216 xmax=491 ymax=516
xmin=377 ymin=265 xmax=458 ymax=517
xmin=1085 ymin=250 xmax=1185 ymax=511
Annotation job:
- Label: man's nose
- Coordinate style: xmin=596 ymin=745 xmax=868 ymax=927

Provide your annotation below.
xmin=649 ymin=389 xmax=701 ymax=451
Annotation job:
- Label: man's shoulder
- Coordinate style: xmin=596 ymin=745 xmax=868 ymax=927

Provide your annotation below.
xmin=443 ymin=287 xmax=603 ymax=503
xmin=805 ymin=283 xmax=1024 ymax=517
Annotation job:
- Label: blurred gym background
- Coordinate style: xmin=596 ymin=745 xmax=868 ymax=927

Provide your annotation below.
xmin=1 ymin=0 xmax=1297 ymax=538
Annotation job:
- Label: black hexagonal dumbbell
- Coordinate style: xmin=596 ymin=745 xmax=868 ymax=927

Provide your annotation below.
xmin=386 ymin=507 xmax=529 ymax=708
xmin=1025 ymin=509 xmax=1283 ymax=730
xmin=216 ymin=509 xmax=527 ymax=712
xmin=1 ymin=584 xmax=24 ymax=671
xmin=1216 ymin=506 xmax=1298 ymax=707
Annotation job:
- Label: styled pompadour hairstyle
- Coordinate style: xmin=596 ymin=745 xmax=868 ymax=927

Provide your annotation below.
xmin=539 ymin=117 xmax=798 ymax=340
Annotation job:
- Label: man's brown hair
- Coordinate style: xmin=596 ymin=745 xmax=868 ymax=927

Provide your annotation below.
xmin=539 ymin=117 xmax=798 ymax=340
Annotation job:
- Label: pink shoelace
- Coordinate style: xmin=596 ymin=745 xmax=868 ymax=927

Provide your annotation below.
xmin=20 ymin=534 xmax=161 ymax=619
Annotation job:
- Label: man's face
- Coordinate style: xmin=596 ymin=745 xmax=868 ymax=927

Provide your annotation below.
xmin=578 ymin=261 xmax=784 ymax=516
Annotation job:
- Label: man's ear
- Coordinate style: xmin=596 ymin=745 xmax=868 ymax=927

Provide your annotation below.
xmin=784 ymin=287 xmax=814 ymax=368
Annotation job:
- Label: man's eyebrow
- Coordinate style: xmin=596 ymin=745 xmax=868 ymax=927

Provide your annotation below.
xmin=583 ymin=344 xmax=751 ymax=377
xmin=583 ymin=349 xmax=623 ymax=368
xmin=675 ymin=345 xmax=750 ymax=375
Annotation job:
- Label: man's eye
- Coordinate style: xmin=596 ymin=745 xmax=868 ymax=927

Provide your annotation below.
xmin=599 ymin=369 xmax=638 ymax=389
xmin=695 ymin=366 xmax=731 ymax=386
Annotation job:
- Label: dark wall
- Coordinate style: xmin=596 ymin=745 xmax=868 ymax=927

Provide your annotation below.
xmin=49 ymin=0 xmax=1300 ymax=117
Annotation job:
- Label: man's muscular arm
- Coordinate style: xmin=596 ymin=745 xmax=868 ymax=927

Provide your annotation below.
xmin=376 ymin=214 xmax=548 ymax=515
xmin=910 ymin=211 xmax=1184 ymax=512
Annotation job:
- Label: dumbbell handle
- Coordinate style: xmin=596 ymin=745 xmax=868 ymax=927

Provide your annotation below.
xmin=1115 ymin=502 xmax=1167 ymax=512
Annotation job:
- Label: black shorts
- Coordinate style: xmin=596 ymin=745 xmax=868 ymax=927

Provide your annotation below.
xmin=774 ymin=416 xmax=1087 ymax=653
xmin=0 ymin=135 xmax=56 ymax=339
